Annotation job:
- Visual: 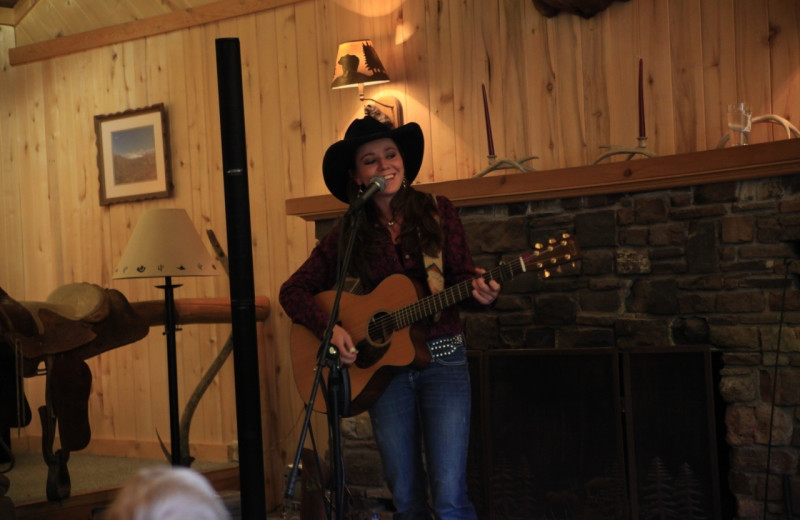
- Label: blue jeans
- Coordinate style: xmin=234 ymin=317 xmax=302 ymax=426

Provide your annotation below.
xmin=368 ymin=345 xmax=476 ymax=520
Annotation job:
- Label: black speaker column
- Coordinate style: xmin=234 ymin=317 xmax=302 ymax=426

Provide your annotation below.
xmin=215 ymin=37 xmax=267 ymax=519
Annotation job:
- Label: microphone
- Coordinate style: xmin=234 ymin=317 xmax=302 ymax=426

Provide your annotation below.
xmin=345 ymin=176 xmax=387 ymax=216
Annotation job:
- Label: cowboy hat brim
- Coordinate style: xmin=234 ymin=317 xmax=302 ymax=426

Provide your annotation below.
xmin=323 ymin=117 xmax=424 ymax=203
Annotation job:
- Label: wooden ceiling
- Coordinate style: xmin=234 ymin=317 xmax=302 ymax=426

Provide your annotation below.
xmin=3 ymin=0 xmax=227 ymax=46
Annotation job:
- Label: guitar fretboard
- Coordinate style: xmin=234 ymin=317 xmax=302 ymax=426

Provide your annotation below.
xmin=364 ymin=236 xmax=577 ymax=334
xmin=391 ymin=256 xmax=527 ymax=330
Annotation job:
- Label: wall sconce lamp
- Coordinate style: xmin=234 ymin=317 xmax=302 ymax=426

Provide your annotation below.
xmin=113 ymin=208 xmax=219 ymax=466
xmin=331 ymin=39 xmax=403 ymax=127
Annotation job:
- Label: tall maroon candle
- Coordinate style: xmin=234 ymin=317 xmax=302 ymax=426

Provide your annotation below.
xmin=482 ymin=83 xmax=495 ymax=156
xmin=638 ymin=58 xmax=646 ymax=138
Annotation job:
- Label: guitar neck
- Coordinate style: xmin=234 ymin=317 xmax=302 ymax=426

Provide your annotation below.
xmin=392 ymin=256 xmax=526 ymax=330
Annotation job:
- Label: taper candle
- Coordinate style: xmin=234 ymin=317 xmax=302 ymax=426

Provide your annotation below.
xmin=638 ymin=58 xmax=646 ymax=138
xmin=482 ymin=83 xmax=495 ymax=157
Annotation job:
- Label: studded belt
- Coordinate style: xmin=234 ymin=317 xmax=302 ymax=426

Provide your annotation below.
xmin=427 ymin=333 xmax=464 ymax=358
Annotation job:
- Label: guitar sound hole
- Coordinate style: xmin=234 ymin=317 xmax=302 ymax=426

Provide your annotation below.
xmin=354 ymin=312 xmax=393 ymax=369
xmin=367 ymin=311 xmax=392 ymax=346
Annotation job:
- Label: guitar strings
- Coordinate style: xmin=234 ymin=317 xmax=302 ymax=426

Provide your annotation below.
xmin=364 ymin=242 xmax=574 ymax=337
xmin=367 ymin=258 xmax=525 ymax=335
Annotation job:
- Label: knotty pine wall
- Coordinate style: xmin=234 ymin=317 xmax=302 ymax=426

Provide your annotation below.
xmin=1 ymin=0 xmax=799 ymax=506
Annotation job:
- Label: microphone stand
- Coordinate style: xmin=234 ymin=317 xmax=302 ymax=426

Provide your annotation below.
xmin=285 ymin=207 xmax=364 ymax=519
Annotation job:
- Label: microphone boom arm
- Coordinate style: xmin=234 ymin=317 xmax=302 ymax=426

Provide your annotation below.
xmin=345 ymin=176 xmax=387 ymax=216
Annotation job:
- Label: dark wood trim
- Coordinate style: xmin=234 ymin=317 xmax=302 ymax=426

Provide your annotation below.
xmin=8 ymin=0 xmax=302 ymax=66
xmin=285 ymin=139 xmax=800 ymax=221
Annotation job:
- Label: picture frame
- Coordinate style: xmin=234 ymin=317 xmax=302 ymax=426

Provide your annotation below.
xmin=95 ymin=104 xmax=172 ymax=205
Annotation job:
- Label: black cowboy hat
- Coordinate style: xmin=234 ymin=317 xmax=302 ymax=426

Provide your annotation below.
xmin=322 ymin=116 xmax=424 ymax=203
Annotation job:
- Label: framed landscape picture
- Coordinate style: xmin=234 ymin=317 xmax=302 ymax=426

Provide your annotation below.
xmin=95 ymin=104 xmax=172 ymax=205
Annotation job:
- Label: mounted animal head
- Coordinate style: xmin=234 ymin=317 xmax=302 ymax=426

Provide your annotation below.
xmin=531 ymin=0 xmax=630 ymax=18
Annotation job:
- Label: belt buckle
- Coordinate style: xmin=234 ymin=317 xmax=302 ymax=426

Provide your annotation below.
xmin=428 ymin=333 xmax=462 ymax=358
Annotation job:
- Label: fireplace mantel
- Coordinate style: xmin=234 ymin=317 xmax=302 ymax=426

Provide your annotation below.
xmin=285 ymin=139 xmax=800 ymax=221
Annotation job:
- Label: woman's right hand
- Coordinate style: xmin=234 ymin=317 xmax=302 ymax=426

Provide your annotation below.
xmin=330 ymin=324 xmax=358 ymax=365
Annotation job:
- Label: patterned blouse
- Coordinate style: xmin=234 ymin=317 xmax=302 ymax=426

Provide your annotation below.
xmin=279 ymin=195 xmax=480 ymax=342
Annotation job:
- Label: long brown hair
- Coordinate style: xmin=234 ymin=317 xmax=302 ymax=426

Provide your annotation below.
xmin=344 ymin=185 xmax=442 ymax=288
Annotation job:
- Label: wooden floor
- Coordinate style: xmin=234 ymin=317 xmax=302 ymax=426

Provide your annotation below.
xmin=11 ymin=466 xmax=240 ymax=520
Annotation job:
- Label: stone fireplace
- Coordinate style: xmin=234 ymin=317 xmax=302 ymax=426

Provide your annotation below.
xmin=291 ymin=144 xmax=800 ymax=519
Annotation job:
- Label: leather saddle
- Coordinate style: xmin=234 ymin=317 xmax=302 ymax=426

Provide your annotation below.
xmin=0 ymin=283 xmax=149 ymax=500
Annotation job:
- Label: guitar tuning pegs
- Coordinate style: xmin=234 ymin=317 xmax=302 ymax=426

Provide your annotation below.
xmin=548 ymin=238 xmax=556 ymax=245
xmin=562 ymin=232 xmax=571 ymax=239
xmin=571 ymin=261 xmax=578 ymax=269
xmin=543 ymin=270 xmax=551 ymax=278
xmin=535 ymin=242 xmax=543 ymax=250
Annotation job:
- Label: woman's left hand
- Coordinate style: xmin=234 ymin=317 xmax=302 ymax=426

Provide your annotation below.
xmin=471 ymin=268 xmax=501 ymax=305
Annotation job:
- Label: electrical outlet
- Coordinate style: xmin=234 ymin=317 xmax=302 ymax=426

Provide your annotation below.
xmin=227 ymin=441 xmax=239 ymax=462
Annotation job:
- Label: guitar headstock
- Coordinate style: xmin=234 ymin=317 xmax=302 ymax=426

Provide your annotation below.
xmin=523 ymin=233 xmax=580 ymax=278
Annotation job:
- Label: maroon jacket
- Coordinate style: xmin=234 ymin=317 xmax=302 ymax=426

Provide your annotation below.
xmin=279 ymin=195 xmax=480 ymax=341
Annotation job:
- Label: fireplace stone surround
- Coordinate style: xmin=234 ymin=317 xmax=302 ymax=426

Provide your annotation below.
xmin=289 ymin=142 xmax=800 ymax=519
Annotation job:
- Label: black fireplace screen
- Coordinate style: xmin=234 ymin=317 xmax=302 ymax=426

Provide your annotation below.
xmin=467 ymin=346 xmax=722 ymax=520
xmin=624 ymin=348 xmax=722 ymax=519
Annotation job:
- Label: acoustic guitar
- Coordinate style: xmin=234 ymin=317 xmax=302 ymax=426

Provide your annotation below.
xmin=290 ymin=234 xmax=580 ymax=416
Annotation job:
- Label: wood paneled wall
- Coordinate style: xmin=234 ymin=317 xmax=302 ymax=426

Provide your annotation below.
xmin=1 ymin=0 xmax=799 ymax=506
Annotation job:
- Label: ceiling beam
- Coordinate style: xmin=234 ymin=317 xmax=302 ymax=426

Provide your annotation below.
xmin=8 ymin=0 xmax=302 ymax=66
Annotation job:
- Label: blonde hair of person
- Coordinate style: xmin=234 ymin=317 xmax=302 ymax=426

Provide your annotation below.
xmin=105 ymin=466 xmax=231 ymax=520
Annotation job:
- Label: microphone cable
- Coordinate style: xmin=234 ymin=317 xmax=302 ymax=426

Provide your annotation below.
xmin=762 ymin=257 xmax=794 ymax=520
